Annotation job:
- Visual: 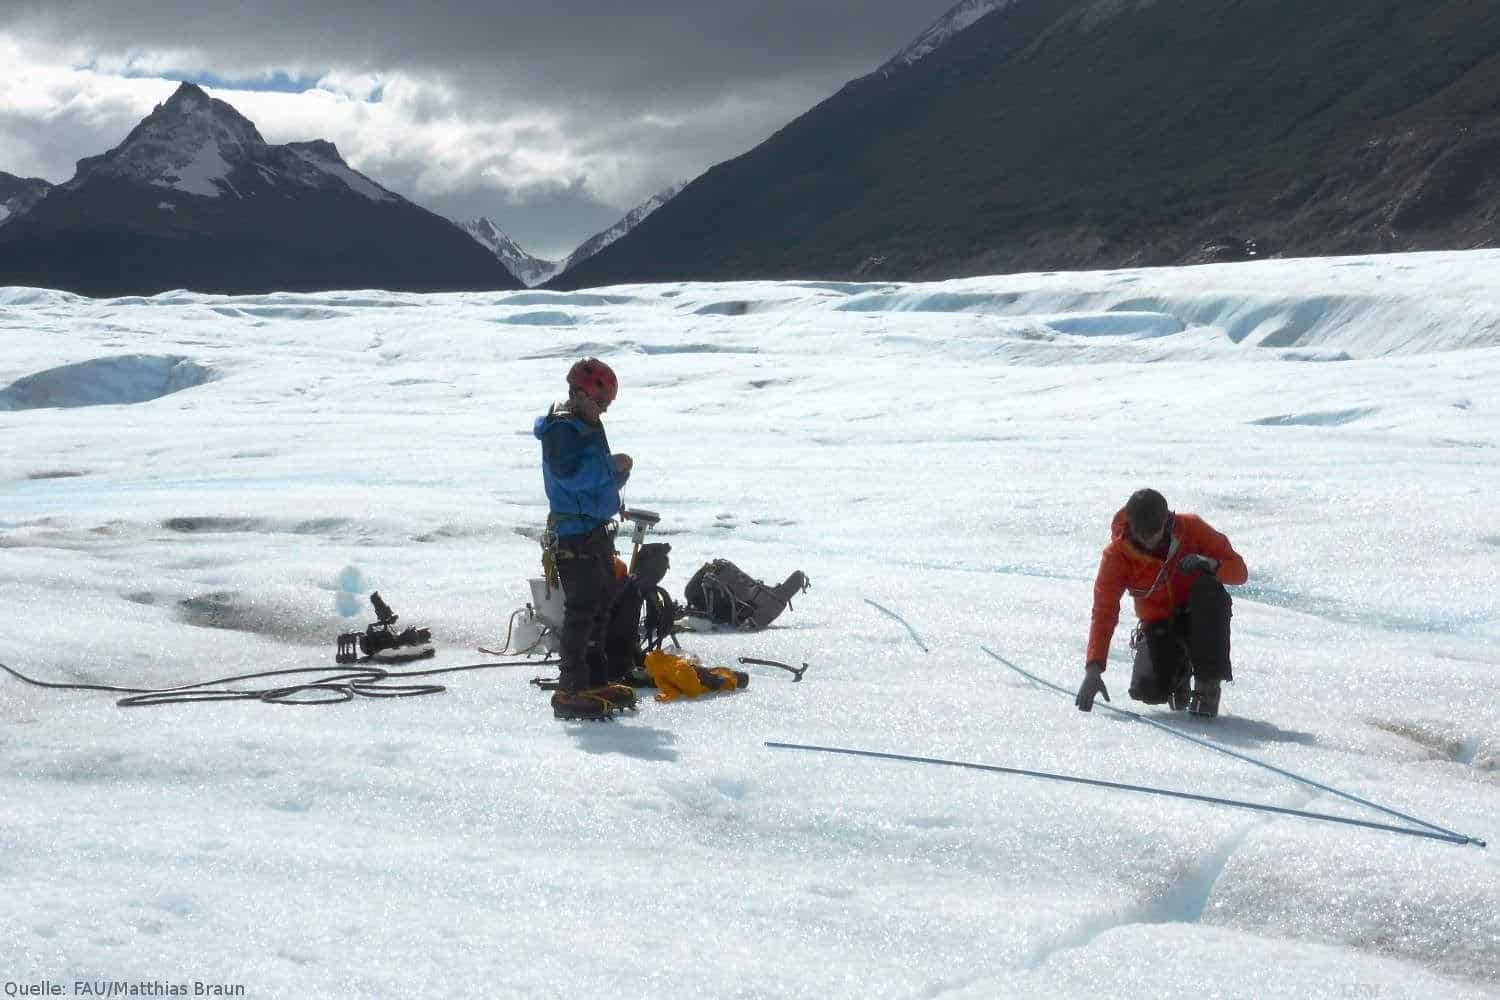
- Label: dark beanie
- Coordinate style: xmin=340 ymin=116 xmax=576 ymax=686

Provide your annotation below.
xmin=1125 ymin=488 xmax=1170 ymax=536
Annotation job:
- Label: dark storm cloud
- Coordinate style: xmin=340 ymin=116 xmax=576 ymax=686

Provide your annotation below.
xmin=3 ymin=1 xmax=957 ymax=108
xmin=1 ymin=1 xmax=961 ymax=257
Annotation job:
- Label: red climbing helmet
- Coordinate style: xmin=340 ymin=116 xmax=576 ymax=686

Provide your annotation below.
xmin=566 ymin=357 xmax=618 ymax=405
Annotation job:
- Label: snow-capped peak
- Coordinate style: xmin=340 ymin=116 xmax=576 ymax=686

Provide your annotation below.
xmin=286 ymin=140 xmax=399 ymax=202
xmin=627 ymin=183 xmax=685 ymax=225
xmin=460 ymin=218 xmax=559 ymax=286
xmin=559 ymin=182 xmax=685 ymax=275
xmin=882 ymin=0 xmax=1015 ymax=72
xmin=72 ymin=82 xmax=264 ymax=199
xmin=66 ymin=82 xmax=398 ymax=204
xmin=462 ymin=217 xmax=513 ymax=251
xmin=0 ymin=173 xmax=53 ymax=228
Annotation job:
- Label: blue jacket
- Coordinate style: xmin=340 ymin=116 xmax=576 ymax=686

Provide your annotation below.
xmin=534 ymin=406 xmax=628 ymax=535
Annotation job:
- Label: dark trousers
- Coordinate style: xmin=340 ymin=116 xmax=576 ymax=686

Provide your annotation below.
xmin=603 ymin=580 xmax=646 ymax=679
xmin=555 ymin=527 xmax=617 ymax=693
xmin=1129 ymin=575 xmax=1233 ymax=704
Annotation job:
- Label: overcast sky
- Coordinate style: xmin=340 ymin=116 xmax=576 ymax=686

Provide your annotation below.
xmin=0 ymin=1 xmax=960 ymax=258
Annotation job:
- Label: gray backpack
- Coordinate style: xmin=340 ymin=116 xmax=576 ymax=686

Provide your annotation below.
xmin=683 ymin=559 xmax=809 ymax=628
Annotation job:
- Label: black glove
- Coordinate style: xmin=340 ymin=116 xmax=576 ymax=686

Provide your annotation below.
xmin=1179 ymin=553 xmax=1219 ymax=575
xmin=1075 ymin=663 xmax=1110 ymax=712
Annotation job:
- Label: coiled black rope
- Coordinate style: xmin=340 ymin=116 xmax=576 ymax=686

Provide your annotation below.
xmin=0 ymin=657 xmax=556 ymax=708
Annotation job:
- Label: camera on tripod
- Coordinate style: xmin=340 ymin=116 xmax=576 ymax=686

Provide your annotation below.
xmin=336 ymin=591 xmax=434 ymax=664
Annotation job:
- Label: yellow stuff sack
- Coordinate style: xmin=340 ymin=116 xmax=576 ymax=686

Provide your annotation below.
xmin=644 ymin=650 xmax=745 ymax=703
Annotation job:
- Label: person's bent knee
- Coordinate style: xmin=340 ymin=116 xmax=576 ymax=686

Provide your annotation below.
xmin=1189 ymin=573 xmax=1230 ymax=608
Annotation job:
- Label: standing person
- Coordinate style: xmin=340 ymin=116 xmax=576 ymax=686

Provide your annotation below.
xmin=1075 ymin=488 xmax=1248 ymax=719
xmin=535 ymin=357 xmax=638 ymax=720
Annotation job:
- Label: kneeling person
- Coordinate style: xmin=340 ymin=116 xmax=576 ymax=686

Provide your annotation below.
xmin=1075 ymin=488 xmax=1248 ymax=719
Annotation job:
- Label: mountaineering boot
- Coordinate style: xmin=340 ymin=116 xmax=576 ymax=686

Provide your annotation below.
xmin=582 ymin=682 xmax=639 ymax=711
xmin=1169 ymin=672 xmax=1192 ymax=711
xmin=551 ymin=689 xmax=613 ymax=721
xmin=1189 ymin=678 xmax=1221 ymax=719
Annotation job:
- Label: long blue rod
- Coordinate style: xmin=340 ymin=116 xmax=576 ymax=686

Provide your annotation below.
xmin=765 ymin=741 xmax=1476 ymax=847
xmin=864 ymin=599 xmax=929 ymax=652
xmin=982 ymin=646 xmax=1485 ymax=848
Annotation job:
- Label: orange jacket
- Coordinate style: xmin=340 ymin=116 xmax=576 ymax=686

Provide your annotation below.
xmin=1086 ymin=509 xmax=1247 ymax=667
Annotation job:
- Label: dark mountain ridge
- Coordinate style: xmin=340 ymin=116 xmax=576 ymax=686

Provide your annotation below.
xmin=0 ymin=172 xmax=52 ymax=225
xmin=0 ymin=83 xmax=520 ymax=296
xmin=553 ymin=0 xmax=1500 ymax=288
